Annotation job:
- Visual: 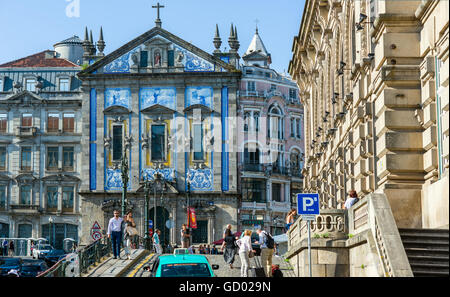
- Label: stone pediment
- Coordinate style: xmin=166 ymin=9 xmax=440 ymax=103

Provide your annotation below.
xmin=141 ymin=104 xmax=176 ymax=114
xmin=79 ymin=27 xmax=234 ymax=75
xmin=41 ymin=174 xmax=81 ymax=182
xmin=0 ymin=91 xmax=43 ymax=105
xmin=14 ymin=173 xmax=37 ymax=182
xmin=184 ymin=104 xmax=214 ymax=114
xmin=0 ymin=173 xmax=12 ymax=181
xmin=103 ymin=105 xmax=132 ymax=114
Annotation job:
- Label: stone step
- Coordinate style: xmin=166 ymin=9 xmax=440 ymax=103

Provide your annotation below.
xmin=412 ymin=269 xmax=449 ymax=277
xmin=399 ymin=232 xmax=449 ymax=240
xmin=401 ymin=238 xmax=449 ymax=247
xmin=399 ymin=228 xmax=449 ymax=235
xmin=409 ymin=261 xmax=449 ymax=268
xmin=404 ymin=247 xmax=449 ymax=258
xmin=407 ymin=254 xmax=449 ymax=262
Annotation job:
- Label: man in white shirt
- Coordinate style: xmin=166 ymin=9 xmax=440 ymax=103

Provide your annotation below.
xmin=107 ymin=210 xmax=123 ymax=259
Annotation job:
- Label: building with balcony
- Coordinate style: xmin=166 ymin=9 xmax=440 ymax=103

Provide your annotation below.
xmin=0 ymin=37 xmax=83 ymax=249
xmin=288 ymin=0 xmax=448 ymax=230
xmin=237 ymin=27 xmax=305 ymax=235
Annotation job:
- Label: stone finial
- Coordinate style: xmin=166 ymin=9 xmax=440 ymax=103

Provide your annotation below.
xmin=228 ymin=23 xmax=237 ymax=52
xmin=233 ymin=25 xmax=240 ymax=51
xmin=213 ymin=24 xmax=222 ymax=53
xmin=97 ymin=26 xmax=106 ymax=56
xmin=89 ymin=30 xmax=96 ymax=56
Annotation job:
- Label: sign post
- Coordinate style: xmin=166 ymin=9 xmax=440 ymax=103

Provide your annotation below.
xmin=296 ymin=193 xmax=320 ymax=277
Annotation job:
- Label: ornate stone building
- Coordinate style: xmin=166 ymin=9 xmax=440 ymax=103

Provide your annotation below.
xmin=237 ymin=27 xmax=304 ymax=235
xmin=77 ymin=19 xmax=241 ymax=246
xmin=288 ymin=0 xmax=448 ymax=229
xmin=0 ymin=37 xmax=84 ymax=251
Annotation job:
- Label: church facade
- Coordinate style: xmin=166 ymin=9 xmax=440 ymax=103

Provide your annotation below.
xmin=77 ymin=21 xmax=241 ymax=246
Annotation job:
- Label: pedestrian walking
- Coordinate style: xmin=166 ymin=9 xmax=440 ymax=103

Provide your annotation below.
xmin=180 ymin=224 xmax=190 ymax=248
xmin=221 ymin=228 xmax=237 ymax=269
xmin=285 ymin=208 xmax=297 ymax=231
xmin=123 ymin=211 xmax=137 ymax=260
xmin=8 ymin=240 xmax=14 ymax=256
xmin=2 ymin=239 xmax=8 ymax=256
xmin=342 ymin=190 xmax=359 ymax=209
xmin=256 ymin=228 xmax=275 ymax=277
xmin=223 ymin=224 xmax=232 ymax=239
xmin=236 ymin=229 xmax=255 ymax=277
xmin=153 ymin=229 xmax=162 ymax=254
xmin=107 ymin=210 xmax=124 ymax=259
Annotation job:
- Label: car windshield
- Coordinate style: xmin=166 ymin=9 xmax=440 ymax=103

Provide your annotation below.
xmin=160 ymin=263 xmax=211 ymax=277
xmin=37 ymin=245 xmax=52 ymax=250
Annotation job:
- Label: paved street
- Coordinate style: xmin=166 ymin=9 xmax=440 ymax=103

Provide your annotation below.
xmin=111 ymin=250 xmax=296 ymax=277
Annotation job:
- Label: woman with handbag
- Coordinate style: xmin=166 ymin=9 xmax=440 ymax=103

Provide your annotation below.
xmin=123 ymin=211 xmax=137 ymax=260
xmin=235 ymin=229 xmax=255 ymax=277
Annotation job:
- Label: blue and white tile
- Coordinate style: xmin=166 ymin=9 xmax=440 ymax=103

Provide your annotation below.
xmin=185 ymin=86 xmax=213 ymax=108
xmin=140 ymin=87 xmax=176 ymax=110
xmin=105 ymin=88 xmax=131 ymax=109
xmin=187 ymin=168 xmax=213 ymax=191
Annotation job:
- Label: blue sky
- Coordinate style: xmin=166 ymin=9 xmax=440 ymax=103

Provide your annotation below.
xmin=0 ymin=0 xmax=305 ymax=73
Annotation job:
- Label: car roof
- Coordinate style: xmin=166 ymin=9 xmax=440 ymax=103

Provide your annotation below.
xmin=158 ymin=254 xmax=210 ymax=265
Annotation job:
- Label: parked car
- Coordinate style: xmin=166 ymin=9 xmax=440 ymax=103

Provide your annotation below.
xmin=0 ymin=258 xmax=23 ymax=276
xmin=43 ymin=250 xmax=67 ymax=267
xmin=32 ymin=244 xmax=53 ymax=259
xmin=145 ymin=254 xmax=219 ymax=277
xmin=20 ymin=260 xmax=48 ymax=277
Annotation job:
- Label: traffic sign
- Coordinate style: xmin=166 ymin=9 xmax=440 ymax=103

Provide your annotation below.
xmin=297 ymin=193 xmax=320 ymax=215
xmin=301 ymin=214 xmax=317 ymax=221
xmin=148 ymin=220 xmax=153 ymax=228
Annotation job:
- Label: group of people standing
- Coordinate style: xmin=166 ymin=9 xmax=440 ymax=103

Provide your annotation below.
xmin=221 ymin=224 xmax=279 ymax=278
xmin=1 ymin=239 xmax=14 ymax=256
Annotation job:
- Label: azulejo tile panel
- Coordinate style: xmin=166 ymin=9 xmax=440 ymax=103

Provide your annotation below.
xmin=187 ymin=168 xmax=213 ymax=191
xmin=142 ymin=168 xmax=176 ymax=182
xmin=105 ymin=168 xmax=130 ymax=191
xmin=104 ymin=46 xmax=142 ymax=73
xmin=185 ymin=86 xmax=213 ymax=109
xmin=173 ymin=45 xmax=214 ymax=72
xmin=140 ymin=87 xmax=176 ymax=110
xmin=105 ymin=88 xmax=131 ymax=109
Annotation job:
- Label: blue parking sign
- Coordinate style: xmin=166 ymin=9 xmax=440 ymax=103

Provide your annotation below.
xmin=297 ymin=193 xmax=320 ymax=215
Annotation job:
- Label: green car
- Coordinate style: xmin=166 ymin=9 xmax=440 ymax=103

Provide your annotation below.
xmin=147 ymin=254 xmax=219 ymax=277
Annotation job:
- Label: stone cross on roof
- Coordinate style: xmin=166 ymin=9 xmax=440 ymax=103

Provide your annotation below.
xmin=152 ymin=2 xmax=165 ymax=28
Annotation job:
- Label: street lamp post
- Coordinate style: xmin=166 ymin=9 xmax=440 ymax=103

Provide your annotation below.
xmin=142 ymin=172 xmax=151 ymax=250
xmin=186 ymin=179 xmax=191 ymax=247
xmin=121 ymin=147 xmax=129 ymax=217
xmin=48 ymin=216 xmax=54 ymax=247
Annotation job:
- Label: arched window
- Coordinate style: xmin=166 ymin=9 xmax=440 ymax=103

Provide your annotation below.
xmin=253 ymin=112 xmax=260 ymax=132
xmin=268 ymin=105 xmax=284 ymax=139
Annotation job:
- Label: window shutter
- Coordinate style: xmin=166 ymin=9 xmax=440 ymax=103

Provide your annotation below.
xmin=140 ymin=51 xmax=148 ymax=68
xmin=168 ymin=50 xmax=174 ymax=67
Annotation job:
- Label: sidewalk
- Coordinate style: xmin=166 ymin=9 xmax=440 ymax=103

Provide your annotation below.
xmin=84 ymin=249 xmax=147 ymax=277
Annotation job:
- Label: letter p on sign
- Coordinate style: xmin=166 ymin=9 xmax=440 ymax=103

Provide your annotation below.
xmin=296 ymin=193 xmax=320 ymax=215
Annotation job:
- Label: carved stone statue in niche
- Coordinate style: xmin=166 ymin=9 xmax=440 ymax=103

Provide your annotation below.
xmin=175 ymin=51 xmax=184 ymax=66
xmin=154 ymin=50 xmax=161 ymax=67
xmin=131 ymin=53 xmax=139 ymax=66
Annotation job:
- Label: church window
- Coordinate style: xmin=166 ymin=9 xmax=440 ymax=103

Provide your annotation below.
xmin=151 ymin=124 xmax=166 ymax=161
xmin=59 ymin=78 xmax=70 ymax=91
xmin=112 ymin=125 xmax=123 ymax=161
xmin=193 ymin=123 xmax=204 ymax=161
xmin=168 ymin=50 xmax=174 ymax=67
xmin=140 ymin=51 xmax=148 ymax=68
xmin=0 ymin=113 xmax=7 ymax=133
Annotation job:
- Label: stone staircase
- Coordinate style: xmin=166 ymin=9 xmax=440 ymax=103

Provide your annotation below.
xmin=399 ymin=228 xmax=449 ymax=277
